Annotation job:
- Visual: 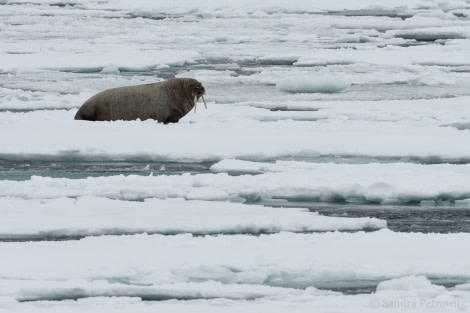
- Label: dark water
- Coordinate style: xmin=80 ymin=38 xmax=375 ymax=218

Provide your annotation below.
xmin=0 ymin=159 xmax=213 ymax=180
xmin=318 ymin=205 xmax=470 ymax=233
xmin=320 ymin=276 xmax=470 ymax=295
xmin=265 ymin=201 xmax=470 ymax=234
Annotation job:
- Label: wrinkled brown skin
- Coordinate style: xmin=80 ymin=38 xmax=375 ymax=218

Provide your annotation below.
xmin=74 ymin=78 xmax=205 ymax=123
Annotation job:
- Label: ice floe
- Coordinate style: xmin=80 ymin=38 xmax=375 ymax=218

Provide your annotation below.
xmin=1 ymin=97 xmax=470 ymax=162
xmin=0 ymin=197 xmax=386 ymax=240
xmin=276 ymin=74 xmax=352 ymax=94
xmin=0 ymin=231 xmax=469 ymax=291
xmin=1 ymin=161 xmax=470 ymax=204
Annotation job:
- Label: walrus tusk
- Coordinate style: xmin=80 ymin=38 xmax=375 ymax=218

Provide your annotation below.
xmin=194 ymin=96 xmax=197 ymax=113
xmin=202 ymin=95 xmax=207 ymax=109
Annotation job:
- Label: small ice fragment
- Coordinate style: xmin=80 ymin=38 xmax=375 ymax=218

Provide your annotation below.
xmin=100 ymin=66 xmax=120 ymax=74
xmin=276 ymin=75 xmax=351 ymax=94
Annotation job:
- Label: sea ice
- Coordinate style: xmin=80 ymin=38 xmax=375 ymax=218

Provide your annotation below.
xmin=276 ymin=74 xmax=352 ymax=94
xmin=2 ymin=162 xmax=470 ymax=204
xmin=0 ymin=197 xmax=386 ymax=239
xmin=1 ymin=0 xmax=470 ymax=311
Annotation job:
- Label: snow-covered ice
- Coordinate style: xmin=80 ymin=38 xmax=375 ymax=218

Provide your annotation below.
xmin=2 ymin=162 xmax=470 ymax=204
xmin=1 ymin=0 xmax=470 ymax=311
xmin=1 ymin=230 xmax=469 ymax=293
xmin=276 ymin=73 xmax=352 ymax=94
xmin=0 ymin=197 xmax=386 ymax=239
xmin=1 ymin=231 xmax=470 ymax=311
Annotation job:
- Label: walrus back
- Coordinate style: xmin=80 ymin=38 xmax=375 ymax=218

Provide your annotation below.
xmin=75 ymin=83 xmax=169 ymax=122
xmin=74 ymin=78 xmax=201 ymax=123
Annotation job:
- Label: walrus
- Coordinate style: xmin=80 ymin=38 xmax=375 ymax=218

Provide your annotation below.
xmin=74 ymin=78 xmax=207 ymax=123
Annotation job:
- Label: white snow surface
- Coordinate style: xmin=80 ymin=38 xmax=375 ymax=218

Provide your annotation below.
xmin=0 ymin=197 xmax=386 ymax=238
xmin=1 ymin=231 xmax=470 ymax=311
xmin=276 ymin=74 xmax=352 ymax=94
xmin=2 ymin=97 xmax=470 ymax=161
xmin=1 ymin=0 xmax=470 ymax=311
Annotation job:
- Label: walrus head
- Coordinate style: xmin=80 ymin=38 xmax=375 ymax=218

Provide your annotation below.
xmin=187 ymin=79 xmax=207 ymax=113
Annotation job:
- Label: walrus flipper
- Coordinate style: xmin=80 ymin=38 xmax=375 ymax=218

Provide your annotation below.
xmin=164 ymin=114 xmax=182 ymax=124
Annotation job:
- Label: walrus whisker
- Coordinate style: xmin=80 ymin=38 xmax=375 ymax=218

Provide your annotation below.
xmin=194 ymin=95 xmax=197 ymax=113
xmin=202 ymin=95 xmax=207 ymax=109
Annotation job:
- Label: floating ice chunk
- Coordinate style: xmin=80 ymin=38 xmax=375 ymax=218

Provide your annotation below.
xmin=454 ymin=283 xmax=470 ymax=291
xmin=294 ymin=58 xmax=355 ymax=67
xmin=100 ymin=66 xmax=120 ymax=74
xmin=0 ymin=49 xmax=200 ymax=73
xmin=276 ymin=74 xmax=351 ymax=94
xmin=1 ymin=230 xmax=469 ymax=290
xmin=376 ymin=276 xmax=445 ymax=293
xmin=4 ymin=162 xmax=470 ymax=205
xmin=256 ymin=55 xmax=298 ymax=66
xmin=0 ymin=197 xmax=387 ymax=240
xmin=13 ymin=280 xmax=299 ymax=302
xmin=373 ymin=276 xmax=466 ymax=312
xmin=210 ymin=159 xmax=283 ymax=174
